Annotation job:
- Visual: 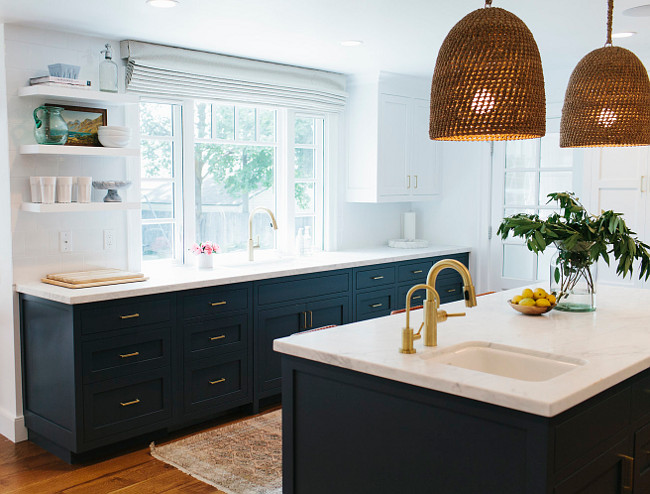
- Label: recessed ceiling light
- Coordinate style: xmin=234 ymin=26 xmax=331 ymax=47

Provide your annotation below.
xmin=340 ymin=40 xmax=364 ymax=47
xmin=146 ymin=0 xmax=179 ymax=8
xmin=622 ymin=4 xmax=650 ymax=17
xmin=612 ymin=31 xmax=637 ymax=38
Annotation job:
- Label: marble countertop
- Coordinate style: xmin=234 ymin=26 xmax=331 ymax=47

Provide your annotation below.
xmin=14 ymin=245 xmax=469 ymax=305
xmin=274 ymin=285 xmax=650 ymax=417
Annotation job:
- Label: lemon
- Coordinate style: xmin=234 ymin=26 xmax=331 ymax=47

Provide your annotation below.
xmin=546 ymin=293 xmax=557 ymax=304
xmin=511 ymin=295 xmax=524 ymax=304
xmin=521 ymin=288 xmax=534 ymax=299
xmin=535 ymin=298 xmax=551 ymax=307
xmin=533 ymin=288 xmax=547 ymax=300
xmin=519 ymin=297 xmax=536 ymax=306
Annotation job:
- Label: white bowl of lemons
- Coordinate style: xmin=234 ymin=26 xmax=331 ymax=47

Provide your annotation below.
xmin=508 ymin=287 xmax=557 ymax=315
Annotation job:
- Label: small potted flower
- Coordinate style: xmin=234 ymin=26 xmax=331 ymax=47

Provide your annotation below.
xmin=190 ymin=241 xmax=220 ymax=269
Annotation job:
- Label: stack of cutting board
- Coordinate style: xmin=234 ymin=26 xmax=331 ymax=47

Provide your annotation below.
xmin=42 ymin=268 xmax=148 ymax=289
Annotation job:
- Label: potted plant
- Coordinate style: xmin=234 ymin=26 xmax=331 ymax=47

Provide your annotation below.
xmin=497 ymin=192 xmax=650 ymax=312
xmin=190 ymin=241 xmax=220 ymax=269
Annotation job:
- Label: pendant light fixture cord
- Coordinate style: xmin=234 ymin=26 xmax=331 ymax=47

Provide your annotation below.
xmin=485 ymin=0 xmax=492 ymax=7
xmin=606 ymin=0 xmax=613 ymax=46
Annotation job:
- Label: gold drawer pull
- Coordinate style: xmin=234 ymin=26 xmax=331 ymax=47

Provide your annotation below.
xmin=120 ymin=399 xmax=140 ymax=407
xmin=370 ymin=303 xmax=383 ymax=308
xmin=412 ymin=270 xmax=423 ymax=274
xmin=120 ymin=313 xmax=140 ymax=320
xmin=210 ymin=301 xmax=227 ymax=307
xmin=447 ymin=288 xmax=457 ymax=293
xmin=618 ymin=454 xmax=634 ymax=491
xmin=119 ymin=351 xmax=140 ymax=359
xmin=412 ymin=295 xmax=422 ymax=300
xmin=209 ymin=378 xmax=226 ymax=385
xmin=371 ymin=276 xmax=384 ymax=280
xmin=210 ymin=335 xmax=226 ymax=341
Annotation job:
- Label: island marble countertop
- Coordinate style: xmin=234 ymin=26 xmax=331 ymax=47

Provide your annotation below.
xmin=274 ymin=285 xmax=650 ymax=417
xmin=14 ymin=244 xmax=469 ymax=305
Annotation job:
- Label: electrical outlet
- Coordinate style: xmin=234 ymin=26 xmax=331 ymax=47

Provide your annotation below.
xmin=103 ymin=229 xmax=115 ymax=251
xmin=59 ymin=231 xmax=71 ymax=253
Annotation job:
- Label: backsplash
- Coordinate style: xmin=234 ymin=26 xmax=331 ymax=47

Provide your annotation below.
xmin=5 ymin=25 xmax=139 ymax=284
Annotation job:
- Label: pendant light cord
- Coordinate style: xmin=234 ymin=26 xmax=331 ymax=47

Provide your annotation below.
xmin=606 ymin=0 xmax=613 ymax=46
xmin=485 ymin=0 xmax=492 ymax=7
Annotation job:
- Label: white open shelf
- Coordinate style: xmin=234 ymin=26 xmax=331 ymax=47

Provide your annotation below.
xmin=20 ymin=144 xmax=139 ymax=157
xmin=22 ymin=202 xmax=140 ymax=213
xmin=18 ymin=85 xmax=139 ymax=105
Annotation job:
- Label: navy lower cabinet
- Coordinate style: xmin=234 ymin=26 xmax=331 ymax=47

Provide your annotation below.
xmin=281 ymin=356 xmax=650 ymax=494
xmin=254 ymin=269 xmax=352 ymax=402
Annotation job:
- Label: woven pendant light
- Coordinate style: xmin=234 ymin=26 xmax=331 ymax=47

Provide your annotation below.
xmin=430 ymin=0 xmax=546 ymax=141
xmin=560 ymin=0 xmax=650 ymax=147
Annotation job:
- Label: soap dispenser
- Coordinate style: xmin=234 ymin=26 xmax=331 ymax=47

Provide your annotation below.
xmin=295 ymin=228 xmax=305 ymax=256
xmin=303 ymin=226 xmax=313 ymax=256
xmin=99 ymin=43 xmax=118 ymax=93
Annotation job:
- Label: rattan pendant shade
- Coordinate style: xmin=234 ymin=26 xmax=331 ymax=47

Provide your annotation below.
xmin=430 ymin=3 xmax=546 ymax=141
xmin=560 ymin=0 xmax=650 ymax=147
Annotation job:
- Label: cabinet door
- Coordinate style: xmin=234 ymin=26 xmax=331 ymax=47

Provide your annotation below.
xmin=257 ymin=303 xmax=305 ymax=394
xmin=305 ymin=296 xmax=350 ymax=331
xmin=554 ymin=436 xmax=633 ymax=494
xmin=634 ymin=422 xmax=650 ymax=493
xmin=377 ymin=94 xmax=410 ymax=198
xmin=409 ymin=98 xmax=439 ymax=197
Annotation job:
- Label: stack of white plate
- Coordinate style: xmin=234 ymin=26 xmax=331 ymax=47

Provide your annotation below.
xmin=98 ymin=126 xmax=131 ymax=148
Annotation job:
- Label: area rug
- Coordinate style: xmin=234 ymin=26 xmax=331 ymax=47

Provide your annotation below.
xmin=150 ymin=409 xmax=282 ymax=494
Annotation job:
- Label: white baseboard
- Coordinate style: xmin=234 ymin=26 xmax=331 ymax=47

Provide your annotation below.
xmin=0 ymin=408 xmax=27 ymax=443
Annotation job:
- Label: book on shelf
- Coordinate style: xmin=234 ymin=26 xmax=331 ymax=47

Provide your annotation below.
xmin=29 ymin=76 xmax=92 ymax=87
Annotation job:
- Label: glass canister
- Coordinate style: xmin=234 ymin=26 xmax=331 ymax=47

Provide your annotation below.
xmin=33 ymin=106 xmax=68 ymax=145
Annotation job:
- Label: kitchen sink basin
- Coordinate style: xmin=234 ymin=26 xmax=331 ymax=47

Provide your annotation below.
xmin=217 ymin=251 xmax=297 ymax=269
xmin=423 ymin=341 xmax=586 ymax=382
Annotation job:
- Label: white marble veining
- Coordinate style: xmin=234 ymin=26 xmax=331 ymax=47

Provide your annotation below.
xmin=14 ymin=245 xmax=469 ymax=305
xmin=274 ymin=285 xmax=650 ymax=417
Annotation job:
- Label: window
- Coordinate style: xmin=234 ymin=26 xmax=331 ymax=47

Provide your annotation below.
xmin=140 ymin=102 xmax=183 ymax=260
xmin=140 ymin=99 xmax=327 ymax=263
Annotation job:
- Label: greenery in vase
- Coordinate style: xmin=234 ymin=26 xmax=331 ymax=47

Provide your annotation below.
xmin=497 ymin=192 xmax=650 ymax=302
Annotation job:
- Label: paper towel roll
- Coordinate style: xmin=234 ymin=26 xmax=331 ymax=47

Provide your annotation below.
xmin=402 ymin=212 xmax=416 ymax=241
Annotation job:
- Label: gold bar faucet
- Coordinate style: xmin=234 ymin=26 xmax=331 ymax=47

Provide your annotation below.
xmin=400 ymin=284 xmax=438 ymax=354
xmin=422 ymin=259 xmax=477 ymax=347
xmin=248 ymin=207 xmax=278 ymax=261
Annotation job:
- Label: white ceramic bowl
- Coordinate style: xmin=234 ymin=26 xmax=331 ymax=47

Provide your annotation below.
xmin=98 ymin=130 xmax=131 ymax=137
xmin=98 ymin=134 xmax=131 ymax=148
xmin=99 ymin=125 xmax=131 ymax=133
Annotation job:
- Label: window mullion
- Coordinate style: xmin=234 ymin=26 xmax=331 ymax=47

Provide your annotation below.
xmin=182 ymin=99 xmax=196 ymax=262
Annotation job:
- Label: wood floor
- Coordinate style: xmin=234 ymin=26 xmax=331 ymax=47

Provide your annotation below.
xmin=0 ymin=406 xmax=280 ymax=494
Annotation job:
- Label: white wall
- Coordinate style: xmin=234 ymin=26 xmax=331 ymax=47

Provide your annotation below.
xmin=1 ymin=24 xmax=136 ymax=441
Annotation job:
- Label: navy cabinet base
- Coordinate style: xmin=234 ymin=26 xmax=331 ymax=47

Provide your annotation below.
xmin=281 ymin=356 xmax=650 ymax=494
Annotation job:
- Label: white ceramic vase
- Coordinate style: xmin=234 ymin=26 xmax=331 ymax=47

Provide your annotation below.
xmin=197 ymin=253 xmax=213 ymax=269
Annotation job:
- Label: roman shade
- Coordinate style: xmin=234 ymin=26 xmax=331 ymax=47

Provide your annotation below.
xmin=120 ymin=40 xmax=347 ymax=112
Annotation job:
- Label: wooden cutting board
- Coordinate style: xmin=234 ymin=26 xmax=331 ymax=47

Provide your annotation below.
xmin=42 ymin=268 xmax=148 ymax=289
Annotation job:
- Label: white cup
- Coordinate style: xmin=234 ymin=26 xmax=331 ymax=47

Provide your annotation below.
xmin=56 ymin=176 xmax=74 ymax=203
xmin=76 ymin=176 xmax=92 ymax=203
xmin=40 ymin=177 xmax=56 ymax=204
xmin=29 ymin=176 xmax=42 ymax=203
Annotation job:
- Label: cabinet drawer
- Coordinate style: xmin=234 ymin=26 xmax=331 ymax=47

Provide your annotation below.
xmin=80 ymin=296 xmax=172 ymax=335
xmin=83 ymin=370 xmax=171 ymax=441
xmin=554 ymin=387 xmax=631 ymax=472
xmin=356 ymin=287 xmax=395 ymax=321
xmin=182 ymin=286 xmax=249 ymax=319
xmin=184 ymin=355 xmax=248 ymax=413
xmin=396 ymin=284 xmax=427 ymax=310
xmin=631 ymin=373 xmax=650 ymax=421
xmin=185 ymin=314 xmax=247 ymax=360
xmin=397 ymin=260 xmax=433 ymax=283
xmin=82 ymin=327 xmax=170 ymax=383
xmin=355 ymin=265 xmax=396 ymax=290
xmin=257 ymin=271 xmax=350 ymax=306
xmin=437 ymin=279 xmax=464 ymax=304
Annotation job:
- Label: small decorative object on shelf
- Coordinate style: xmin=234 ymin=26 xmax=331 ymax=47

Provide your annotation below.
xmin=99 ymin=43 xmax=118 ymax=93
xmin=45 ymin=104 xmax=107 ymax=146
xmin=33 ymin=106 xmax=68 ymax=145
xmin=498 ymin=192 xmax=650 ymax=312
xmin=48 ymin=63 xmax=80 ymax=79
xmin=98 ymin=125 xmax=131 ymax=148
xmin=190 ymin=241 xmax=220 ymax=269
xmin=92 ymin=180 xmax=131 ymax=202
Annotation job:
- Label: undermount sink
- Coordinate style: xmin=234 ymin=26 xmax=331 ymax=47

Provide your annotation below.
xmin=423 ymin=341 xmax=586 ymax=382
xmin=217 ymin=251 xmax=297 ymax=268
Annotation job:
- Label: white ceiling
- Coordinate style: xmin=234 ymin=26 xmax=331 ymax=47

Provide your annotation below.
xmin=0 ymin=0 xmax=648 ymax=84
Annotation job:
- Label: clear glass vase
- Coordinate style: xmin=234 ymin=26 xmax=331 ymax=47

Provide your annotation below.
xmin=550 ymin=250 xmax=597 ymax=312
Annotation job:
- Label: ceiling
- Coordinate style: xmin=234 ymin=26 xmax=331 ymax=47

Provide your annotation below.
xmin=0 ymin=0 xmax=648 ymax=94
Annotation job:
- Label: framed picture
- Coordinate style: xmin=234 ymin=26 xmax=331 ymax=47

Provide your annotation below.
xmin=45 ymin=104 xmax=107 ymax=146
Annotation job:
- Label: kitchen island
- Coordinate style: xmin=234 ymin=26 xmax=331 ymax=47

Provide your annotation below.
xmin=274 ymin=286 xmax=650 ymax=493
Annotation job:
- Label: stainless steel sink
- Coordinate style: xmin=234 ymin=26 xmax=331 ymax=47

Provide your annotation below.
xmin=422 ymin=341 xmax=586 ymax=382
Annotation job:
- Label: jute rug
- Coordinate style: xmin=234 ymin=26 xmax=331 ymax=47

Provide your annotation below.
xmin=150 ymin=409 xmax=282 ymax=494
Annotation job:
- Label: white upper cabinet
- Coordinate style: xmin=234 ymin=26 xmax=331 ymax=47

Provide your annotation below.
xmin=346 ymin=72 xmax=440 ymax=203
